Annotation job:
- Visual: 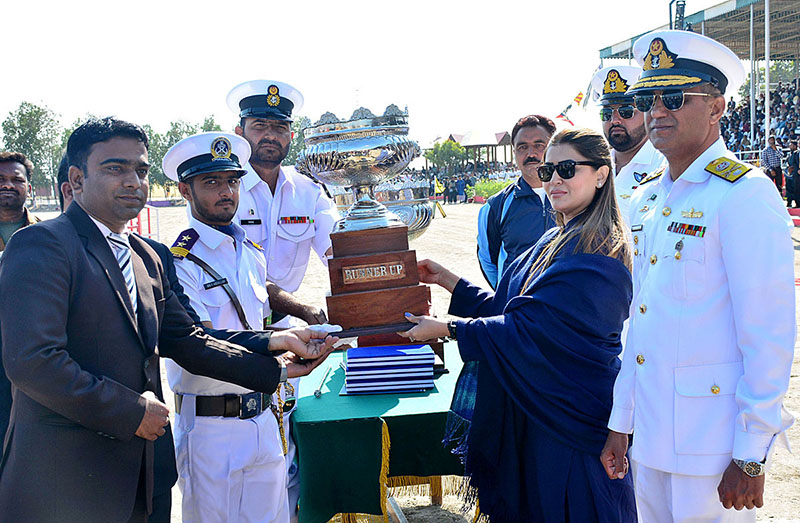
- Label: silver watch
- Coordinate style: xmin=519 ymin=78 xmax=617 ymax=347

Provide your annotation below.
xmin=279 ymin=364 xmax=288 ymax=384
xmin=733 ymin=458 xmax=765 ymax=477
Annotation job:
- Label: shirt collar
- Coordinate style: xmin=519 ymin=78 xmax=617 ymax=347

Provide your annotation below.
xmin=241 ymin=162 xmax=291 ymax=193
xmin=87 ymin=213 xmax=130 ymax=243
xmin=188 ymin=214 xmax=245 ymax=250
xmin=513 ymin=175 xmax=537 ymax=197
xmin=612 ymin=140 xmax=661 ymax=173
xmin=654 ymin=137 xmax=728 ymax=187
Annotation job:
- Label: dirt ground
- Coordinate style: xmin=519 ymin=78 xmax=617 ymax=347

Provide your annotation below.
xmin=130 ymin=202 xmax=800 ymax=521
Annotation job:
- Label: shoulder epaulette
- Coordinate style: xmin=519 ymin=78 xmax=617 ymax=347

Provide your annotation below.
xmin=170 ymin=228 xmax=199 ymax=259
xmin=247 ymin=238 xmax=264 ymax=251
xmin=638 ymin=167 xmax=665 ymax=185
xmin=704 ymin=157 xmax=751 ymax=183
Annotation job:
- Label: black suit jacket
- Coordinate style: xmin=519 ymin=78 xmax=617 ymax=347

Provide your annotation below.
xmin=0 ymin=204 xmax=280 ymax=522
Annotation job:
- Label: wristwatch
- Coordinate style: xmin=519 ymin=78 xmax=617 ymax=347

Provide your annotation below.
xmin=733 ymin=458 xmax=765 ymax=477
xmin=447 ymin=320 xmax=458 ymax=340
xmin=279 ymin=363 xmax=288 ymax=384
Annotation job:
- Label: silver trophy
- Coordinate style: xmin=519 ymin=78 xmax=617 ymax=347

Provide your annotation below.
xmin=296 ymin=105 xmax=432 ymax=238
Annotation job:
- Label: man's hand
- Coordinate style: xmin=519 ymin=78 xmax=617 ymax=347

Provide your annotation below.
xmin=600 ymin=430 xmax=629 ymax=480
xmin=300 ymin=306 xmax=328 ymax=326
xmin=277 ymin=346 xmax=335 ymax=378
xmin=270 ymin=328 xmax=339 ymax=359
xmin=718 ymin=461 xmax=765 ymax=510
xmin=135 ymin=391 xmax=170 ymax=441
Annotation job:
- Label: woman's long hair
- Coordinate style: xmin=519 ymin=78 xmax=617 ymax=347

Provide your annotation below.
xmin=527 ymin=128 xmax=631 ymax=283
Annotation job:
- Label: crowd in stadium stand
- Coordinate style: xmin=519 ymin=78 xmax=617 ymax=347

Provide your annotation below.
xmin=721 ymin=79 xmax=800 ymax=153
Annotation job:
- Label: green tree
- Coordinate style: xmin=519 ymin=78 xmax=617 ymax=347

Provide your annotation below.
xmin=739 ymin=60 xmax=797 ymax=99
xmin=201 ymin=115 xmax=223 ymax=132
xmin=283 ymin=116 xmax=311 ymax=166
xmin=147 ymin=120 xmax=199 ymax=196
xmin=423 ymin=140 xmax=467 ymax=173
xmin=1 ymin=102 xmax=64 ymax=190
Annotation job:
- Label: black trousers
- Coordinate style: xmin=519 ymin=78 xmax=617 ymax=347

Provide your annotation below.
xmin=149 ymin=490 xmax=172 ymax=523
xmin=126 ymin=459 xmax=149 ymax=523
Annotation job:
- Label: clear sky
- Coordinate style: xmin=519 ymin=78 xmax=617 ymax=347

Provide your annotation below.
xmin=3 ymin=0 xmax=723 ymax=146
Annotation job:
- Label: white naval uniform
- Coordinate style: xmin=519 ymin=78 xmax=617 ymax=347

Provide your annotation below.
xmin=235 ymin=163 xmax=339 ymax=294
xmin=234 ymin=163 xmax=339 ymax=518
xmin=608 ymin=138 xmax=795 ymax=521
xmin=613 ymin=139 xmax=665 ymax=228
xmin=167 ymin=217 xmax=289 ymax=523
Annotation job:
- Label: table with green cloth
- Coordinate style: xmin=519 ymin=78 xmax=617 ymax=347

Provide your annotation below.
xmin=292 ymin=342 xmax=465 ymax=523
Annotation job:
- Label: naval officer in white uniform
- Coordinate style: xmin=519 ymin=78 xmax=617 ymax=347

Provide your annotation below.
xmin=228 ymin=80 xmax=339 ymax=520
xmin=163 ymin=132 xmax=333 ymax=522
xmin=590 ymin=65 xmax=665 ymax=227
xmin=600 ymin=31 xmax=795 ymax=522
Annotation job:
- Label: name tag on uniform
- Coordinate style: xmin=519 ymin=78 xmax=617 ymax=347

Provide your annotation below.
xmin=204 ymin=278 xmax=228 ymax=290
xmin=240 ymin=219 xmax=262 ymax=225
xmin=631 ymin=224 xmax=643 ymax=232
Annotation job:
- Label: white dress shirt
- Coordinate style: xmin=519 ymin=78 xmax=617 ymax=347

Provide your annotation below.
xmin=167 ymin=216 xmax=270 ymax=396
xmin=234 ymin=164 xmax=339 ymax=293
xmin=613 ymin=140 xmax=665 ymax=228
xmin=609 ymin=138 xmax=795 ymax=476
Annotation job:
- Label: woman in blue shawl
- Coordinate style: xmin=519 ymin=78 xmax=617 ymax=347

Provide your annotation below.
xmin=401 ymin=128 xmax=637 ymax=522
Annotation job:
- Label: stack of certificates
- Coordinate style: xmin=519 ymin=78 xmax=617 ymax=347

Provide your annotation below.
xmin=344 ymin=345 xmax=435 ymax=394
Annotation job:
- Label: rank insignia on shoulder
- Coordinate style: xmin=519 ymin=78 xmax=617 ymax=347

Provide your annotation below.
xmin=639 ymin=167 xmax=664 ymax=185
xmin=247 ymin=239 xmax=264 ymax=251
xmin=705 ymin=157 xmax=751 ymax=182
xmin=170 ymin=228 xmax=199 ymax=258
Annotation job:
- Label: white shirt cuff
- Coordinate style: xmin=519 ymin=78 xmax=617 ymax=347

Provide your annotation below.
xmin=732 ymin=430 xmax=774 ymax=462
xmin=607 ymin=405 xmax=634 ymax=434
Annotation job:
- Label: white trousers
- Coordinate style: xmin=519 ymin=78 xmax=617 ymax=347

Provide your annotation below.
xmin=632 ymin=460 xmax=756 ymax=523
xmin=174 ymin=406 xmax=289 ymax=523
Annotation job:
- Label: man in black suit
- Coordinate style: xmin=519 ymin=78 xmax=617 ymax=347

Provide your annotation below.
xmin=0 ymin=118 xmax=335 ymax=522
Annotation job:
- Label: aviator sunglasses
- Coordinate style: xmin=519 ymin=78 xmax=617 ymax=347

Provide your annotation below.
xmin=538 ymin=160 xmax=605 ymax=182
xmin=599 ymin=105 xmax=635 ymax=122
xmin=633 ymin=89 xmax=716 ymax=113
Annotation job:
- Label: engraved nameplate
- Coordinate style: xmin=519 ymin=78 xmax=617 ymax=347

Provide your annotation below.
xmin=342 ymin=262 xmax=405 ymax=284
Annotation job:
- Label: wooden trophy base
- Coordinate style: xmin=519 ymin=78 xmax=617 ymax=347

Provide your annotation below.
xmin=326 ymin=225 xmax=444 ymax=369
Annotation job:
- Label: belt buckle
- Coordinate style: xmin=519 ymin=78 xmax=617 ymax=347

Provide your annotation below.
xmin=239 ymin=392 xmax=261 ymax=419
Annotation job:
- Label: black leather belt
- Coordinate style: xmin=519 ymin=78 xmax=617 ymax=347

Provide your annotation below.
xmin=175 ymin=392 xmax=272 ymax=420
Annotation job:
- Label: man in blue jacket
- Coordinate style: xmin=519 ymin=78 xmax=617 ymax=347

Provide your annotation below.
xmin=477 ymin=115 xmax=556 ymax=288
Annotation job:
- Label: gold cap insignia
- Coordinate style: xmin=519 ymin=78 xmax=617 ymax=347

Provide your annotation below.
xmin=603 ymin=69 xmax=630 ymax=94
xmin=267 ymin=84 xmax=281 ymax=107
xmin=643 ymin=38 xmax=677 ymax=71
xmin=210 ymin=136 xmax=232 ymax=160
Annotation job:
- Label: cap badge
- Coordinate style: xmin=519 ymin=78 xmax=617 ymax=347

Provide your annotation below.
xmin=603 ymin=69 xmax=630 ymax=94
xmin=210 ymin=136 xmax=232 ymax=160
xmin=643 ymin=38 xmax=676 ymax=71
xmin=267 ymin=84 xmax=281 ymax=107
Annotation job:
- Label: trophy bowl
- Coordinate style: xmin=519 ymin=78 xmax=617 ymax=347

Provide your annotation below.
xmin=296 ymin=106 xmax=427 ymax=233
xmin=329 ymin=180 xmax=433 ymax=241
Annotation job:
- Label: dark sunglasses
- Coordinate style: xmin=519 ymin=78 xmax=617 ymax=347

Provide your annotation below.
xmin=600 ymin=105 xmax=635 ymax=122
xmin=633 ymin=90 xmax=716 ymax=112
xmin=538 ymin=160 xmax=604 ymax=182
